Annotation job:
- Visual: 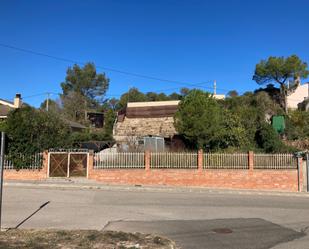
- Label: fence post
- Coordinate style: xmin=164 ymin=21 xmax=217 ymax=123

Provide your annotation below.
xmin=297 ymin=155 xmax=303 ymax=192
xmin=248 ymin=151 xmax=254 ymax=171
xmin=198 ymin=149 xmax=203 ymax=172
xmin=307 ymin=153 xmax=309 ymax=192
xmin=42 ymin=150 xmax=49 ymax=178
xmin=145 ymin=151 xmax=150 ymax=171
xmin=87 ymin=150 xmax=94 ymax=179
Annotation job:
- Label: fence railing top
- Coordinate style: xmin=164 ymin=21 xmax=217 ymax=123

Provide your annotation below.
xmin=49 ymin=149 xmax=89 ymax=153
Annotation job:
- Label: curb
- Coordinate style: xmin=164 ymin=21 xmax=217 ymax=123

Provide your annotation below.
xmin=4 ymin=181 xmax=309 ymax=198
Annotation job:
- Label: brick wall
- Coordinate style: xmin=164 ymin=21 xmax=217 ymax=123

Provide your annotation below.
xmin=4 ymin=151 xmax=48 ymax=181
xmin=88 ymin=151 xmax=303 ymax=192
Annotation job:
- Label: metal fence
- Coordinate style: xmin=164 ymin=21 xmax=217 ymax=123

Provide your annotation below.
xmin=93 ymin=152 xmax=298 ymax=170
xmin=151 ymin=152 xmax=198 ymax=169
xmin=254 ymin=154 xmax=297 ymax=169
xmin=4 ymin=153 xmax=43 ymax=170
xmin=94 ymin=152 xmax=145 ymax=169
xmin=203 ymin=153 xmax=249 ymax=169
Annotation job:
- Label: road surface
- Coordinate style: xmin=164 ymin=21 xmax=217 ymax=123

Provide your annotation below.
xmin=2 ymin=183 xmax=309 ymax=248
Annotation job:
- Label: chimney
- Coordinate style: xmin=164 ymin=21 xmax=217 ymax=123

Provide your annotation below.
xmin=14 ymin=93 xmax=22 ymax=108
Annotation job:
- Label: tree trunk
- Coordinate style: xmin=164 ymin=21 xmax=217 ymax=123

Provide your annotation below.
xmin=280 ymin=84 xmax=288 ymax=113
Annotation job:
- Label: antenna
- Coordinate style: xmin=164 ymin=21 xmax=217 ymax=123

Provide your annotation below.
xmin=46 ymin=92 xmax=50 ymax=111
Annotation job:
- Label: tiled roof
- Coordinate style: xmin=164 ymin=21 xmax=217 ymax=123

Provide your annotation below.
xmin=0 ymin=104 xmax=14 ymax=117
xmin=0 ymin=98 xmax=14 ymax=105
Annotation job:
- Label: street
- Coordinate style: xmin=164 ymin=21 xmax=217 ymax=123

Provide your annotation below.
xmin=2 ymin=183 xmax=309 ymax=248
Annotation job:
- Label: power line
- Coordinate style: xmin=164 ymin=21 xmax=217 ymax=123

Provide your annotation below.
xmin=0 ymin=42 xmax=221 ymax=90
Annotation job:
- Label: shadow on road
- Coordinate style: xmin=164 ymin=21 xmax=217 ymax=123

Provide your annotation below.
xmin=6 ymin=201 xmax=50 ymax=231
xmin=104 ymin=218 xmax=305 ymax=249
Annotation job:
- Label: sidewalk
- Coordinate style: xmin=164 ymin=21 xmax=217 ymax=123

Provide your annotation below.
xmin=4 ymin=178 xmax=309 ymax=198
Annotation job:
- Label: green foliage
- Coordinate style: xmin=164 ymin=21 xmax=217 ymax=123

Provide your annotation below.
xmin=4 ymin=106 xmax=71 ymax=169
xmin=61 ymin=63 xmax=109 ymax=122
xmin=216 ymin=110 xmax=249 ymax=149
xmin=253 ymin=55 xmax=309 ymax=85
xmin=102 ymin=109 xmax=116 ymax=140
xmin=117 ymin=88 xmax=148 ymax=110
xmin=175 ymin=89 xmax=298 ymax=152
xmin=255 ymin=122 xmax=289 ymax=153
xmin=116 ymin=87 xmax=183 ymax=110
xmin=227 ymin=90 xmax=239 ymax=97
xmin=40 ymin=99 xmax=61 ymax=113
xmin=285 ymin=110 xmax=309 ymax=140
xmin=61 ymin=63 xmax=109 ymax=104
xmin=175 ymin=90 xmax=221 ymax=149
xmin=253 ymin=55 xmax=309 ymax=112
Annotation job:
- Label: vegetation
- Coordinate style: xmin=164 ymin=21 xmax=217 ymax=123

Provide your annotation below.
xmin=0 ymin=230 xmax=175 ymax=249
xmin=61 ymin=63 xmax=109 ymax=122
xmin=253 ymin=55 xmax=309 ymax=113
xmin=2 ymin=55 xmax=309 ymax=157
xmin=4 ymin=106 xmax=71 ymax=168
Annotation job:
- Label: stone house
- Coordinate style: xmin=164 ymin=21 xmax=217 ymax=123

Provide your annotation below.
xmin=0 ymin=94 xmax=22 ymax=120
xmin=113 ymin=100 xmax=182 ymax=151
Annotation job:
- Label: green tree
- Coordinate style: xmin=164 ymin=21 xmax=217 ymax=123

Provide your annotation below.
xmin=40 ymin=98 xmax=61 ymax=113
xmin=253 ymin=55 xmax=309 ymax=113
xmin=216 ymin=110 xmax=248 ymax=150
xmin=116 ymin=88 xmax=147 ymax=110
xmin=174 ymin=90 xmax=223 ymax=149
xmin=61 ymin=63 xmax=109 ymax=104
xmin=5 ymin=106 xmax=71 ymax=169
xmin=285 ymin=110 xmax=309 ymax=140
xmin=255 ymin=122 xmax=285 ymax=153
xmin=227 ymin=90 xmax=239 ymax=98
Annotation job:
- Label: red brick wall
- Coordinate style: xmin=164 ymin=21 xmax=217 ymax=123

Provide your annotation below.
xmin=4 ymin=151 xmax=48 ymax=181
xmin=88 ymin=151 xmax=302 ymax=192
xmin=88 ymin=168 xmax=299 ymax=192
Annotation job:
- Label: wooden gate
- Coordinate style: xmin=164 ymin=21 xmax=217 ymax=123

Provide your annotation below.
xmin=48 ymin=151 xmax=88 ymax=177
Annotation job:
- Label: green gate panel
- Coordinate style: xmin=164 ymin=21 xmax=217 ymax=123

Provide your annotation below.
xmin=272 ymin=115 xmax=285 ymax=134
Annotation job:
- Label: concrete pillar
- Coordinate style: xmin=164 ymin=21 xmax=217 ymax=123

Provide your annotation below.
xmin=42 ymin=150 xmax=49 ymax=178
xmin=298 ymin=157 xmax=303 ymax=192
xmin=198 ymin=149 xmax=203 ymax=172
xmin=87 ymin=150 xmax=94 ymax=179
xmin=248 ymin=151 xmax=254 ymax=171
xmin=145 ymin=150 xmax=150 ymax=171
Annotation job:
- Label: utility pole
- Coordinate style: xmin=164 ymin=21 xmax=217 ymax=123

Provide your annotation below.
xmin=213 ymin=80 xmax=217 ymax=95
xmin=0 ymin=132 xmax=5 ymax=230
xmin=46 ymin=92 xmax=50 ymax=111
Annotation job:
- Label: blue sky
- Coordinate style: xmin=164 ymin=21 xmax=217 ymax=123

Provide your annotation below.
xmin=0 ymin=0 xmax=308 ymax=107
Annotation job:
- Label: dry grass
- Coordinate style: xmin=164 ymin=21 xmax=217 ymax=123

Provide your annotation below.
xmin=0 ymin=229 xmax=176 ymax=249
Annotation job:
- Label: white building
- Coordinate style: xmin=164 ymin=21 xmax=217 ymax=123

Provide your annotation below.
xmin=287 ymin=83 xmax=309 ymax=109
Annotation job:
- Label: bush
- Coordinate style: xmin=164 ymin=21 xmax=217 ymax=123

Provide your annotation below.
xmin=5 ymin=106 xmax=71 ymax=169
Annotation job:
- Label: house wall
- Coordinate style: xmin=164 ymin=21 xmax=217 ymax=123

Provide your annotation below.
xmin=114 ymin=116 xmax=177 ymax=142
xmin=287 ymin=83 xmax=309 ymax=109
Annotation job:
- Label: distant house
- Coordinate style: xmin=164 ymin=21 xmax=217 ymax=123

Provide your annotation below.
xmin=87 ymin=111 xmax=104 ymax=128
xmin=287 ymin=83 xmax=309 ymax=110
xmin=113 ymin=100 xmax=182 ymax=151
xmin=0 ymin=94 xmax=22 ymax=120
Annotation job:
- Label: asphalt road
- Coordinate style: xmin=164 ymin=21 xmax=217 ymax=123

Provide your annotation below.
xmin=2 ymin=183 xmax=309 ymax=248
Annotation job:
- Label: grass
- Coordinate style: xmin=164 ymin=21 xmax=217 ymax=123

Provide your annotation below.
xmin=0 ymin=229 xmax=176 ymax=249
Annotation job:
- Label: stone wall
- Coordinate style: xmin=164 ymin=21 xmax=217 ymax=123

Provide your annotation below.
xmin=114 ymin=117 xmax=177 ymax=142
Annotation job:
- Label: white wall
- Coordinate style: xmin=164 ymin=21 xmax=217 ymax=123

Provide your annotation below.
xmin=287 ymin=83 xmax=309 ymax=109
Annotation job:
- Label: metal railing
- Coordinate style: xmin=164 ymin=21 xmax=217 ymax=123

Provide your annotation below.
xmin=4 ymin=153 xmax=43 ymax=170
xmin=254 ymin=153 xmax=297 ymax=169
xmin=94 ymin=152 xmax=145 ymax=169
xmin=203 ymin=153 xmax=249 ymax=169
xmin=151 ymin=152 xmax=198 ymax=169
